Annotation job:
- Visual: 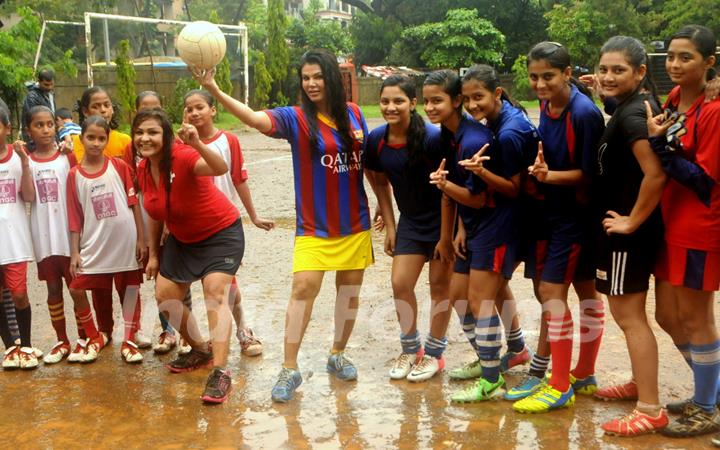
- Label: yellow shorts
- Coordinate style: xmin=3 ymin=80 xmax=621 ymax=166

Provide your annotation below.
xmin=293 ymin=230 xmax=374 ymax=272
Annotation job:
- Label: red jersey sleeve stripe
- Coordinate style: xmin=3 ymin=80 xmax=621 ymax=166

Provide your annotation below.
xmin=263 ymin=110 xmax=279 ymax=137
xmin=565 ymin=111 xmax=576 ymax=165
xmin=66 ymin=168 xmax=83 ymax=233
xmin=225 ymin=132 xmax=248 ymax=185
xmin=320 ymin=124 xmax=341 ymax=237
xmin=110 ymin=157 xmax=138 ymax=207
xmin=294 ymin=108 xmax=315 ymax=236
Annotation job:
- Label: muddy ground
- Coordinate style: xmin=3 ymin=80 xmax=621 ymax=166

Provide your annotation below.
xmin=2 ymin=114 xmax=717 ymax=449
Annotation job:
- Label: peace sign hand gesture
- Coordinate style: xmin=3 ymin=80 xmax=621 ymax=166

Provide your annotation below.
xmin=458 ymin=144 xmax=491 ymax=176
xmin=429 ymin=158 xmax=449 ymax=190
xmin=528 ymin=141 xmax=549 ymax=182
xmin=645 ymin=100 xmax=673 ymax=138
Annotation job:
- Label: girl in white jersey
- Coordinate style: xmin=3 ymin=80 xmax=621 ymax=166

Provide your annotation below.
xmin=25 ymin=106 xmax=87 ymax=364
xmin=0 ymin=104 xmax=37 ymax=370
xmin=67 ymin=115 xmax=147 ymax=363
xmin=182 ymin=89 xmax=273 ymax=356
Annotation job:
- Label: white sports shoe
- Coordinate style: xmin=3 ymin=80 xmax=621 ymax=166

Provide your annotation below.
xmin=19 ymin=347 xmax=39 ymax=369
xmin=134 ymin=330 xmax=152 ymax=349
xmin=389 ymin=351 xmax=423 ymax=380
xmin=67 ymin=339 xmax=87 ymax=363
xmin=407 ymin=355 xmax=445 ymax=382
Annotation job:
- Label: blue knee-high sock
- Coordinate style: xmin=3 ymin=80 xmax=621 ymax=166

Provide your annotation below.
xmin=400 ymin=330 xmax=421 ymax=354
xmin=158 ymin=312 xmax=174 ymax=334
xmin=691 ymin=340 xmax=720 ymax=412
xmin=506 ymin=327 xmax=526 ymax=353
xmin=460 ymin=312 xmax=478 ymax=352
xmin=424 ymin=334 xmax=448 ymax=358
xmin=676 ymin=342 xmax=692 ymax=368
xmin=475 ymin=314 xmax=502 ymax=383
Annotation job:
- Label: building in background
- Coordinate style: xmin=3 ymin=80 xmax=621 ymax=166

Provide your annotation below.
xmin=283 ymin=0 xmax=357 ymax=27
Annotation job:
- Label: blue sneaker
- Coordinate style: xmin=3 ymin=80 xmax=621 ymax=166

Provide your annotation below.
xmin=504 ymin=374 xmax=544 ymax=401
xmin=271 ymin=367 xmax=303 ymax=403
xmin=570 ymin=373 xmax=598 ymax=395
xmin=327 ymin=352 xmax=358 ymax=381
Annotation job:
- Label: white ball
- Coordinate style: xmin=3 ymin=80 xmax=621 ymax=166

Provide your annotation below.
xmin=176 ymin=21 xmax=227 ymax=70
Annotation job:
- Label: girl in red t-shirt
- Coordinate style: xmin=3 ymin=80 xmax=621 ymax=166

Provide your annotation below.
xmin=649 ymin=25 xmax=720 ymax=438
xmin=136 ymin=108 xmax=243 ymax=404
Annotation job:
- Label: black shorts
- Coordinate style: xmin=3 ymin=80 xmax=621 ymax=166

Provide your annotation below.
xmin=595 ymin=231 xmax=660 ymax=296
xmin=394 ymin=235 xmax=436 ymax=261
xmin=160 ymin=220 xmax=245 ymax=283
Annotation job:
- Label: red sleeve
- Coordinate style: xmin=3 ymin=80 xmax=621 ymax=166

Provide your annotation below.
xmin=66 ymin=168 xmax=84 ymax=233
xmin=696 ymin=102 xmax=720 ymax=183
xmin=67 ymin=153 xmax=78 ymax=168
xmin=110 ymin=157 xmax=138 ymax=207
xmin=121 ymin=142 xmax=136 ymax=178
xmin=174 ymin=143 xmax=201 ymax=175
xmin=225 ymin=132 xmax=248 ymax=184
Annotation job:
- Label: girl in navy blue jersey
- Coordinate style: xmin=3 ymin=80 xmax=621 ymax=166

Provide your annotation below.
xmin=426 ymin=69 xmax=521 ymax=403
xmin=365 ymin=75 xmax=453 ymax=382
xmin=507 ymin=42 xmax=607 ymax=414
xmin=454 ymin=64 xmax=541 ymax=382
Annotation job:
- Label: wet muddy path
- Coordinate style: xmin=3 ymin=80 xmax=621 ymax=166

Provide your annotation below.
xmin=3 ymin=117 xmax=716 ymax=449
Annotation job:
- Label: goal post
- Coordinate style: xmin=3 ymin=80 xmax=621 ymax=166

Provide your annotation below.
xmin=83 ymin=12 xmax=249 ymax=104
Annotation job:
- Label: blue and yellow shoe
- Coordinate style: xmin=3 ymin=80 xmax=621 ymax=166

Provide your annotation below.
xmin=512 ymin=384 xmax=575 ymax=413
xmin=544 ymin=371 xmax=598 ymax=396
xmin=504 ymin=374 xmax=544 ymax=401
xmin=570 ymin=373 xmax=598 ymax=395
xmin=450 ymin=375 xmax=506 ymax=403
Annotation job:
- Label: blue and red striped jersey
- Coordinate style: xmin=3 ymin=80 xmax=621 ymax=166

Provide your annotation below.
xmin=264 ymin=103 xmax=371 ymax=237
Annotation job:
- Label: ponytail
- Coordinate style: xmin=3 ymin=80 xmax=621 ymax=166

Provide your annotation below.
xmin=462 ymin=64 xmax=527 ymax=115
xmin=569 ymin=78 xmax=594 ymax=101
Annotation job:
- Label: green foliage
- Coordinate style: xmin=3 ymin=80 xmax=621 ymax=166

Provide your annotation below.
xmin=114 ymin=39 xmax=136 ymax=125
xmin=286 ymin=0 xmax=353 ymax=55
xmin=398 ymin=9 xmax=505 ymax=69
xmin=267 ymin=0 xmax=288 ymax=104
xmin=656 ymin=0 xmax=720 ymax=40
xmin=544 ymin=0 xmax=650 ymax=70
xmin=250 ymin=50 xmax=272 ymax=109
xmin=267 ymin=0 xmax=288 ymax=80
xmin=350 ymin=11 xmax=403 ymax=66
xmin=167 ymin=77 xmax=199 ymax=124
xmin=0 ymin=7 xmax=74 ymax=129
xmin=511 ymin=55 xmax=533 ymax=100
xmin=207 ymin=10 xmax=233 ymax=99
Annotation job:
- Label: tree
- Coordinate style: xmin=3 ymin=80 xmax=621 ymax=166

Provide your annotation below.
xmin=286 ymin=0 xmax=353 ymax=55
xmin=350 ymin=11 xmax=403 ymax=66
xmin=655 ymin=0 xmax=720 ymax=40
xmin=266 ymin=0 xmax=288 ymax=105
xmin=544 ymin=0 xmax=650 ymax=70
xmin=511 ymin=55 xmax=533 ymax=100
xmin=249 ymin=50 xmax=272 ymax=109
xmin=397 ymin=8 xmax=505 ymax=69
xmin=114 ymin=39 xmax=136 ymax=125
xmin=0 ymin=7 xmax=76 ymax=130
